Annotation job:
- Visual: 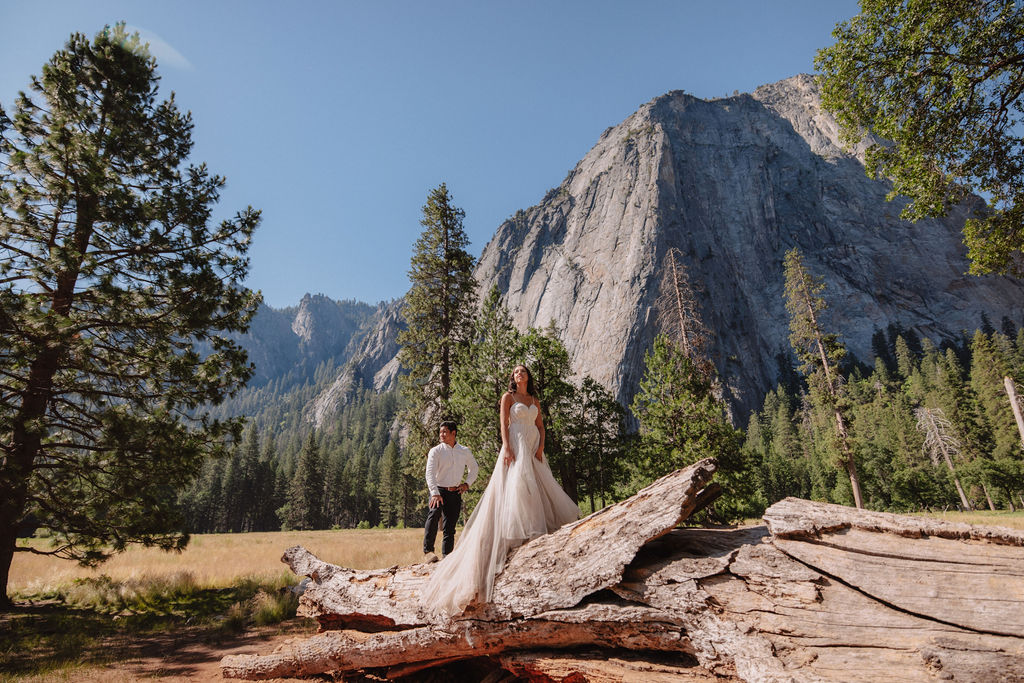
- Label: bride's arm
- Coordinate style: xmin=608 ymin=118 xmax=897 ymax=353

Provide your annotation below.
xmin=534 ymin=400 xmax=545 ymax=461
xmin=500 ymin=392 xmax=514 ymax=465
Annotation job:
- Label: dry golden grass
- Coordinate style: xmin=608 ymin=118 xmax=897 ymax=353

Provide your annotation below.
xmin=9 ymin=528 xmax=425 ymax=595
xmin=911 ymin=509 xmax=1024 ymax=530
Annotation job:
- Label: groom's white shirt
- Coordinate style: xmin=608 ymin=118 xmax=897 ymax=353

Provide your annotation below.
xmin=425 ymin=442 xmax=478 ymax=497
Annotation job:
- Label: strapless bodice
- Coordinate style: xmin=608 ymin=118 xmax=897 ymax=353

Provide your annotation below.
xmin=510 ymin=401 xmax=538 ymax=424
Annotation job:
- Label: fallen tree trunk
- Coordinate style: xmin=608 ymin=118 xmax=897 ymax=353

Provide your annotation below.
xmin=222 ymin=466 xmax=1024 ymax=682
xmin=280 ymin=458 xmax=720 ymax=630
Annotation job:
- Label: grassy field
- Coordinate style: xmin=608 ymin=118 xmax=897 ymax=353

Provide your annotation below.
xmin=8 ymin=527 xmax=426 ymax=595
xmin=910 ymin=508 xmax=1024 ymax=529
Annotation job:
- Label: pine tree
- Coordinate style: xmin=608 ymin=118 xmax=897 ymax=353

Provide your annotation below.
xmin=969 ymin=332 xmax=1024 ymax=508
xmin=236 ymin=428 xmax=262 ymax=532
xmin=561 ymin=376 xmax=626 ymax=512
xmin=0 ymin=25 xmax=260 ymax=603
xmin=377 ymin=440 xmax=402 ymax=527
xmin=517 ymin=324 xmax=578 ymax=499
xmin=783 ymin=248 xmax=864 ymax=508
xmin=397 ymin=183 xmax=477 ymax=501
xmin=283 ymin=432 xmax=324 ymax=530
xmin=751 ymin=385 xmax=810 ymax=505
xmin=932 ymin=348 xmax=995 ymax=510
xmin=630 ymin=334 xmax=746 ymax=516
xmin=915 ymin=407 xmax=972 ymax=510
xmin=449 ymin=285 xmax=520 ymax=508
xmin=657 ymin=247 xmax=710 ymax=371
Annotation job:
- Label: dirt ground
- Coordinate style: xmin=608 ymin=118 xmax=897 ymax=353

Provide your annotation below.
xmin=111 ymin=619 xmax=317 ymax=682
xmin=4 ymin=616 xmax=321 ymax=683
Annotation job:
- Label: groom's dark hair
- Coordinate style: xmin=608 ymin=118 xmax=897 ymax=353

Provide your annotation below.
xmin=440 ymin=420 xmax=458 ymax=434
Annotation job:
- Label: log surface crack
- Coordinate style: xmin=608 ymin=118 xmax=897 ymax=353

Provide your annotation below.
xmin=772 ymin=543 xmax=1020 ymax=639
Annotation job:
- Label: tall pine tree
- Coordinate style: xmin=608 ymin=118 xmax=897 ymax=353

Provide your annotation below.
xmin=449 ymin=285 xmax=520 ymax=509
xmin=397 ymin=184 xmax=477 ymax=491
xmin=783 ymin=248 xmax=864 ymax=508
xmin=282 ymin=432 xmax=324 ymax=530
xmin=0 ymin=25 xmax=259 ymax=604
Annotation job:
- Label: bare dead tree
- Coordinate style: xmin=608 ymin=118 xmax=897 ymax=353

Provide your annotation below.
xmin=656 ymin=247 xmax=711 ymax=375
xmin=1003 ymin=376 xmax=1024 ymax=449
xmin=915 ymin=406 xmax=972 ymax=510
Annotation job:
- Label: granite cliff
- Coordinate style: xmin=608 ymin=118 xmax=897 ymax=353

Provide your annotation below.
xmin=473 ymin=74 xmax=1024 ymax=417
xmin=233 ymin=75 xmax=1024 ymax=426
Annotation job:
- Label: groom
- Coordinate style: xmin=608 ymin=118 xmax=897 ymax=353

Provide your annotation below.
xmin=423 ymin=420 xmax=478 ymax=561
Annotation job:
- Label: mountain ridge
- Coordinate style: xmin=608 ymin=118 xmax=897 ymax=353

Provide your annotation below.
xmin=228 ymin=74 xmax=1024 ymax=425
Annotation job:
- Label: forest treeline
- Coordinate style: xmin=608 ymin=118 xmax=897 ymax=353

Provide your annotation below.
xmin=181 ymin=313 xmax=629 ymax=533
xmin=179 ymin=190 xmax=1024 ymax=534
xmin=748 ymin=320 xmax=1024 ymax=513
xmin=181 ymin=305 xmax=1024 ymax=535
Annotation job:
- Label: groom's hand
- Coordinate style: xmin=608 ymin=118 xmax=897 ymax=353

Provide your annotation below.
xmin=429 ymin=494 xmax=442 ymax=508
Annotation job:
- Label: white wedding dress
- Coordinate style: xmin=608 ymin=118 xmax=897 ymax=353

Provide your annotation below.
xmin=420 ymin=401 xmax=579 ymax=617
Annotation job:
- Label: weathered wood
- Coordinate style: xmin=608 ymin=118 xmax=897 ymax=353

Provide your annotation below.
xmin=498 ymin=650 xmax=722 ymax=682
xmin=764 ymin=496 xmax=1024 ymax=545
xmin=719 ymin=537 xmax=1024 ymax=682
xmin=220 ymin=601 xmax=694 ymax=679
xmin=282 ymin=546 xmax=431 ymax=630
xmin=481 ymin=457 xmax=719 ymax=620
xmin=222 ymin=482 xmax=1024 ymax=682
xmin=286 ymin=458 xmax=719 ymax=629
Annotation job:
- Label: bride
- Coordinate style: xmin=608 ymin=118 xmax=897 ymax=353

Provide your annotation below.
xmin=420 ymin=364 xmax=580 ymax=617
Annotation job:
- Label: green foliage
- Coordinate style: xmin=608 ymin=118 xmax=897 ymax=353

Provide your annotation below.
xmin=750 ymin=324 xmax=1024 ymax=513
xmin=0 ymin=25 xmax=260 ymax=603
xmin=398 ymin=183 xmax=478 ymax=467
xmin=376 ymin=440 xmax=403 ymax=527
xmin=516 ymin=323 xmax=579 ymax=497
xmin=783 ymin=248 xmax=846 ymax=390
xmin=561 ymin=376 xmax=628 ymax=512
xmin=783 ymin=248 xmax=864 ymax=508
xmin=281 ymin=432 xmax=324 ymax=530
xmin=816 ymin=0 xmax=1024 ymax=274
xmin=631 ymin=335 xmax=751 ymax=518
xmin=180 ymin=387 xmax=405 ymax=533
xmin=449 ymin=285 xmax=522 ymax=509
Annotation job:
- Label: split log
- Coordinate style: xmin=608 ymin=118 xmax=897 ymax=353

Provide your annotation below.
xmin=220 ymin=601 xmax=694 ymax=680
xmin=280 ymin=458 xmax=719 ymax=631
xmin=222 ymin=476 xmax=1024 ymax=682
xmin=764 ymin=497 xmax=1024 ymax=638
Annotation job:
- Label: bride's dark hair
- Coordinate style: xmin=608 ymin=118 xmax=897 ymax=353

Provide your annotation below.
xmin=507 ymin=364 xmax=536 ymax=396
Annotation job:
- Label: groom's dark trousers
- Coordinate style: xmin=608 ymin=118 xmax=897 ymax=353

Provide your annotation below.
xmin=423 ymin=488 xmax=461 ymax=556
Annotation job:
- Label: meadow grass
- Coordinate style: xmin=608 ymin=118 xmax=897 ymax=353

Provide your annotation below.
xmin=9 ymin=527 xmax=425 ymax=595
xmin=4 ymin=513 xmax=1021 ymax=680
xmin=909 ymin=508 xmax=1024 ymax=530
xmin=2 ymin=528 xmax=424 ymax=680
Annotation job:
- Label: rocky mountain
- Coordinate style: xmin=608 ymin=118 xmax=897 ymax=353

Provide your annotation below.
xmin=233 ymin=294 xmax=379 ymax=388
xmin=234 ymin=74 xmax=1024 ymax=427
xmin=210 ymin=294 xmax=402 ymax=430
xmin=473 ymin=73 xmax=1024 ymax=417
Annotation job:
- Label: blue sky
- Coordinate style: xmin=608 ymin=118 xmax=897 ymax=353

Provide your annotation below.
xmin=1 ymin=1 xmax=860 ymax=308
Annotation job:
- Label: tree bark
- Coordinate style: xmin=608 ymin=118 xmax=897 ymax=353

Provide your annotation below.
xmin=223 ymin=471 xmax=1024 ymax=682
xmin=1004 ymin=375 xmax=1024 ymax=449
